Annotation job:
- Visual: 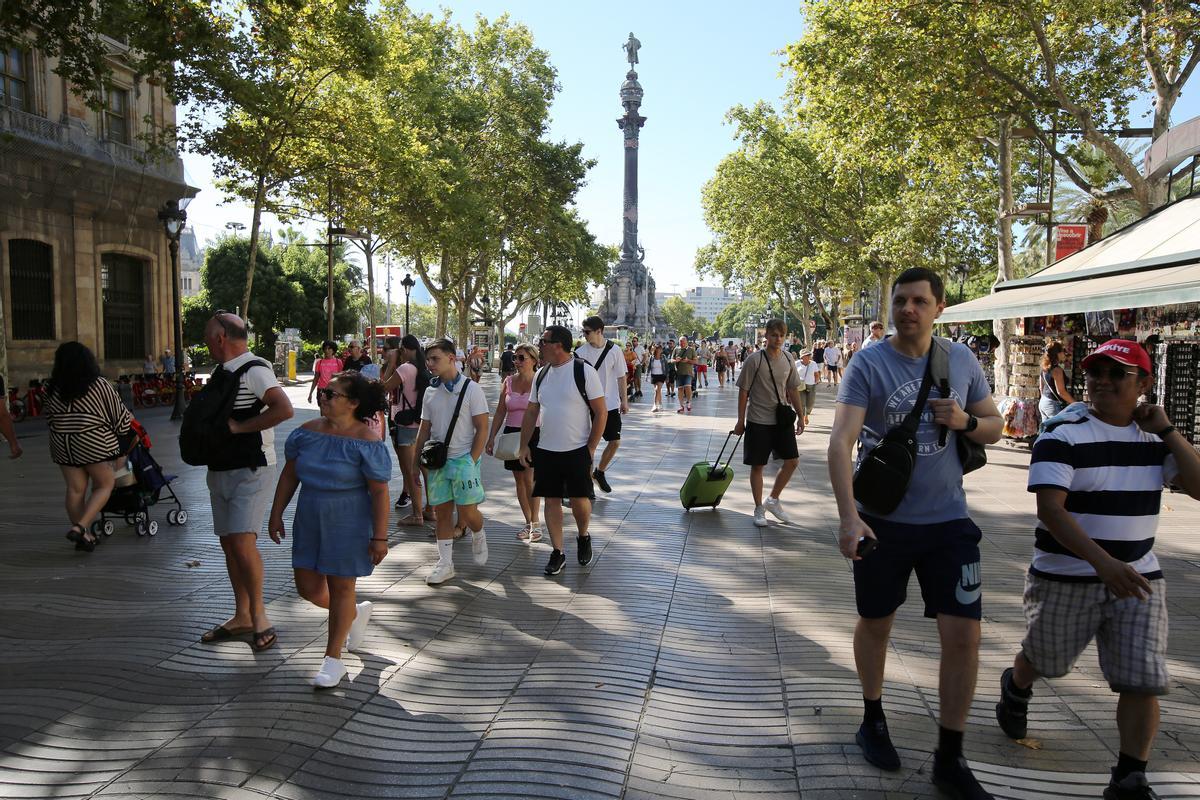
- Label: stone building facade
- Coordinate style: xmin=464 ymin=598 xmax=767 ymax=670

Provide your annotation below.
xmin=0 ymin=37 xmax=197 ymax=387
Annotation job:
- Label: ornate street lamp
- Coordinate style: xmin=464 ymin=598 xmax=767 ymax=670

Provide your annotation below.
xmin=859 ymin=287 xmax=869 ymax=344
xmin=158 ymin=199 xmax=188 ymax=421
xmin=401 ymin=273 xmax=415 ymax=335
xmin=954 ymin=263 xmax=971 ymax=303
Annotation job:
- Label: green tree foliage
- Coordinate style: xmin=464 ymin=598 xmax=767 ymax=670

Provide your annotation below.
xmin=712 ymin=299 xmax=770 ymax=339
xmin=660 ymin=297 xmax=711 ymax=340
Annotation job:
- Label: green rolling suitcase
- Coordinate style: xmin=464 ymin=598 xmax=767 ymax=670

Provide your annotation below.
xmin=680 ymin=431 xmax=742 ymax=510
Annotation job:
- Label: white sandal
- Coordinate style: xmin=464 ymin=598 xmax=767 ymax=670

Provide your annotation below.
xmin=527 ymin=524 xmax=543 ymax=544
xmin=517 ymin=523 xmax=532 ymax=542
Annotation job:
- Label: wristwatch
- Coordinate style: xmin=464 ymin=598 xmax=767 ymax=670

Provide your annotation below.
xmin=1154 ymin=425 xmax=1175 ymax=439
xmin=964 ymin=414 xmax=979 ymax=433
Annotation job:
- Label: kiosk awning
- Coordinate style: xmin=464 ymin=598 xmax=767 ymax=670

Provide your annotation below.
xmin=940 ymin=195 xmax=1200 ymax=323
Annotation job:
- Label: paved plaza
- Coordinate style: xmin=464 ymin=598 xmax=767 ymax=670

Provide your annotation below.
xmin=2 ymin=374 xmax=1200 ymax=800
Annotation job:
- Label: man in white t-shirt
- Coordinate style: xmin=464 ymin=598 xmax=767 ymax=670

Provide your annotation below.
xmin=576 ymin=315 xmax=628 ymax=495
xmin=632 ymin=336 xmax=647 ymax=399
xmin=797 ymin=350 xmax=821 ymax=427
xmin=862 ymin=321 xmax=886 ymax=348
xmin=519 ymin=325 xmax=607 ymax=577
xmin=824 ymin=341 xmax=843 ymax=386
xmin=199 ymin=312 xmax=294 ymax=653
xmin=417 ymin=339 xmax=491 ymax=586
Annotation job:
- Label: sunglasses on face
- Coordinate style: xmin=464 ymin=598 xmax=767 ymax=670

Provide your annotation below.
xmin=514 ymin=354 xmax=529 ymax=361
xmin=1085 ymin=365 xmax=1139 ymax=382
xmin=318 ymin=388 xmax=347 ymax=401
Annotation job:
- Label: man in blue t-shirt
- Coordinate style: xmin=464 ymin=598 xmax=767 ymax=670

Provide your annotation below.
xmin=828 ymin=268 xmax=1003 ymax=799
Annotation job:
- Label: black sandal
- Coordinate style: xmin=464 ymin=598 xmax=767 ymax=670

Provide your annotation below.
xmin=75 ymin=531 xmax=97 ymax=552
xmin=251 ymin=627 xmax=277 ymax=652
xmin=65 ymin=524 xmax=86 ymax=543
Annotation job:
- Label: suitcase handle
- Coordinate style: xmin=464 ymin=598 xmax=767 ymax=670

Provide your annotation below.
xmin=712 ymin=430 xmax=742 ymax=473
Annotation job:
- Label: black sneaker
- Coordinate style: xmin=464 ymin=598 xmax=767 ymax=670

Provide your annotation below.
xmin=578 ymin=535 xmax=592 ymax=566
xmin=593 ymin=469 xmax=612 ymax=493
xmin=1104 ymin=770 xmax=1159 ymax=800
xmin=545 ymin=549 xmax=566 ymax=576
xmin=394 ymin=492 xmax=411 ymax=509
xmin=932 ymin=751 xmax=993 ymax=800
xmin=995 ymin=667 xmax=1031 ymax=740
xmin=855 ymin=719 xmax=900 ymax=771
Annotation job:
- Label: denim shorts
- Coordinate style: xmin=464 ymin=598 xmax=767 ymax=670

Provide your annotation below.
xmin=675 ymin=374 xmax=694 ymax=388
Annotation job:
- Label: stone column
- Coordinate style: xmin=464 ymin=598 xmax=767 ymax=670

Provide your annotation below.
xmin=617 ymin=69 xmax=646 ymax=263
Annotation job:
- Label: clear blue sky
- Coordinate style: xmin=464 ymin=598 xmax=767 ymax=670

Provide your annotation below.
xmin=181 ymin=0 xmax=802 ymax=305
xmin=181 ymin=2 xmax=1200 ymax=312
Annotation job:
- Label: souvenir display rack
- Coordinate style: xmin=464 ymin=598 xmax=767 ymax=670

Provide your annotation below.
xmin=1155 ymin=341 xmax=1200 ymax=446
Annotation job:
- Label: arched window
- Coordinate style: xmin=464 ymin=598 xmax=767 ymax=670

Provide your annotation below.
xmin=8 ymin=239 xmax=54 ymax=340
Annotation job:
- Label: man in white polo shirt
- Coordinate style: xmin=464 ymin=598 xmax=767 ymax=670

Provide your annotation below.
xmin=576 ymin=315 xmax=628 ymax=495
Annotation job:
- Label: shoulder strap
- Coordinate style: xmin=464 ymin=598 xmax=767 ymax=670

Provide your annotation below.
xmin=442 ymin=378 xmax=472 ymax=443
xmin=535 ymin=365 xmax=550 ymax=394
xmin=929 ymin=337 xmax=953 ymax=445
xmin=761 ymin=351 xmax=785 ymax=405
xmin=573 ymin=358 xmax=594 ymax=418
xmin=899 ymin=351 xmax=937 ymax=435
xmin=593 ymin=341 xmax=614 ymax=370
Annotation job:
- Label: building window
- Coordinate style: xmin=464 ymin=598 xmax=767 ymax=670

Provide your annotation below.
xmin=103 ymin=86 xmax=130 ymax=144
xmin=8 ymin=239 xmax=55 ymax=340
xmin=101 ymin=253 xmax=145 ymax=359
xmin=1 ymin=47 xmax=28 ymax=112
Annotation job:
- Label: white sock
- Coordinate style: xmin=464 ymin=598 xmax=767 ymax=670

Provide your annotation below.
xmin=437 ymin=538 xmax=454 ymax=564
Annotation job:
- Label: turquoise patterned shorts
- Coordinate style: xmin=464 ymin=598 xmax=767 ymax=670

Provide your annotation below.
xmin=427 ymin=454 xmax=485 ymax=507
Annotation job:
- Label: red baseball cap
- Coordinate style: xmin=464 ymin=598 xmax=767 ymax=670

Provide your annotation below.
xmin=1081 ymin=339 xmax=1152 ymax=374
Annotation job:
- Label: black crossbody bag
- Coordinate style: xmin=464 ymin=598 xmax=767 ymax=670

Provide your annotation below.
xmin=852 ymin=353 xmax=935 ymax=515
xmin=420 ymin=378 xmax=471 ymax=470
xmin=760 ymin=351 xmax=798 ymax=429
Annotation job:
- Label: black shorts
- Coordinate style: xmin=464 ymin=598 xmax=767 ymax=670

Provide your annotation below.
xmin=742 ymin=421 xmax=798 ymax=466
xmin=502 ymin=425 xmax=538 ymax=472
xmin=602 ymin=410 xmax=622 ymax=442
xmin=532 ymin=446 xmax=594 ymax=499
xmin=853 ymin=514 xmax=983 ymax=621
xmin=651 ymin=374 xmax=666 ymax=384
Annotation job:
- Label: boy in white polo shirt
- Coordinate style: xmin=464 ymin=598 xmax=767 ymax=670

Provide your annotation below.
xmin=416 ymin=338 xmax=490 ymax=586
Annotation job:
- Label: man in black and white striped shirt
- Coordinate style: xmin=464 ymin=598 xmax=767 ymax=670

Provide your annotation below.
xmin=996 ymin=339 xmax=1200 ymax=800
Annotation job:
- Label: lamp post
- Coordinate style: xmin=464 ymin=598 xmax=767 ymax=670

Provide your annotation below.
xmin=401 ymin=273 xmax=415 ymax=335
xmin=859 ymin=287 xmax=869 ymax=344
xmin=224 ymin=221 xmax=245 ymax=235
xmin=954 ymin=263 xmax=970 ymax=304
xmin=158 ymin=199 xmax=188 ymax=421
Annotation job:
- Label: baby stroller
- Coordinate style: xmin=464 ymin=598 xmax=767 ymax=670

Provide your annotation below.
xmin=93 ymin=420 xmax=188 ymax=538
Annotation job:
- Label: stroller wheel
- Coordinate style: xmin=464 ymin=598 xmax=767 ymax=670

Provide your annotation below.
xmin=102 ymin=520 xmax=115 ymax=536
xmin=136 ymin=522 xmax=147 ymax=536
xmin=146 ymin=520 xmax=159 ymax=537
xmin=91 ymin=521 xmax=104 ymax=536
xmin=166 ymin=510 xmax=178 ymax=525
xmin=175 ymin=509 xmax=188 ymax=524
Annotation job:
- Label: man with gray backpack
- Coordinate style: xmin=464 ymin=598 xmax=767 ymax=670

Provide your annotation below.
xmin=827 ymin=268 xmax=1002 ymax=799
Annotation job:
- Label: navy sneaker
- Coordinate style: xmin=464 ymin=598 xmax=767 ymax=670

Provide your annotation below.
xmin=545 ymin=549 xmax=566 ymax=576
xmin=855 ymin=719 xmax=900 ymax=771
xmin=593 ymin=469 xmax=612 ymax=493
xmin=1104 ymin=770 xmax=1160 ymax=800
xmin=995 ymin=667 xmax=1031 ymax=740
xmin=932 ymin=751 xmax=993 ymax=800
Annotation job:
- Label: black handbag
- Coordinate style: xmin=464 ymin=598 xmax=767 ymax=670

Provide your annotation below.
xmin=852 ymin=354 xmax=935 ymax=515
xmin=420 ymin=377 xmax=471 ymax=470
xmin=760 ymin=351 xmax=798 ymax=429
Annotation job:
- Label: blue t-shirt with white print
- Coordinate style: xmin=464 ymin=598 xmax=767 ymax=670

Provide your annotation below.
xmin=837 ymin=338 xmax=990 ymax=524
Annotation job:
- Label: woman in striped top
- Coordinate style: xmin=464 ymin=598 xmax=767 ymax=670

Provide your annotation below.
xmin=45 ymin=342 xmax=133 ymax=552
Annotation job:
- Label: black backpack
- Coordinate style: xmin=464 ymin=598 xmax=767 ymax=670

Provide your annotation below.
xmin=179 ymin=358 xmax=270 ymax=466
xmin=535 ymin=358 xmax=593 ymax=419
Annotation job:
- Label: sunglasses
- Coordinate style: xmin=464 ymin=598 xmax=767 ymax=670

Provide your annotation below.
xmin=318 ymin=388 xmax=348 ymax=401
xmin=1084 ymin=365 xmax=1139 ymax=382
xmin=514 ymin=354 xmax=529 ymax=361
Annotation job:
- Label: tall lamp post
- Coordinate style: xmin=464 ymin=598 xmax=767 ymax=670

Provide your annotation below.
xmin=859 ymin=288 xmax=869 ymax=345
xmin=954 ymin=263 xmax=971 ymax=303
xmin=401 ymin=273 xmax=415 ymax=335
xmin=158 ymin=199 xmax=188 ymax=421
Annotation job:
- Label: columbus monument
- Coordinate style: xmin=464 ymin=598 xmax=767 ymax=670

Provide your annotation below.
xmin=598 ymin=33 xmax=668 ymax=334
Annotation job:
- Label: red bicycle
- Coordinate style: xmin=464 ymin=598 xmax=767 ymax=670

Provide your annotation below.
xmin=6 ymin=380 xmax=47 ymax=422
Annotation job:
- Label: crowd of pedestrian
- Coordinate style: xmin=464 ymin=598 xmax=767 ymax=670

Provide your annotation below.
xmin=20 ymin=267 xmax=1200 ymax=800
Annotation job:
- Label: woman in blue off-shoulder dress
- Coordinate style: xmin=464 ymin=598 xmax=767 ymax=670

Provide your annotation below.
xmin=268 ymin=372 xmax=392 ymax=689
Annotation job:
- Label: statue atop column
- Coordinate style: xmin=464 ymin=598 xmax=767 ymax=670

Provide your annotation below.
xmin=597 ymin=33 xmax=669 ymax=336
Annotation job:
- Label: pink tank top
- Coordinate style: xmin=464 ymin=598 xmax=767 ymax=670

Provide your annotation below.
xmin=503 ymin=375 xmax=539 ymax=428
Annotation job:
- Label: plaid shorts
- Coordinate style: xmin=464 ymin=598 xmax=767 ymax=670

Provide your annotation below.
xmin=1020 ymin=573 xmax=1169 ymax=695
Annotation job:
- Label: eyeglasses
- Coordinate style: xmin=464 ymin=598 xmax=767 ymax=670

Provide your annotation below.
xmin=539 ymin=338 xmax=556 ymax=346
xmin=1084 ymin=365 xmax=1140 ymax=382
xmin=514 ymin=354 xmax=529 ymax=361
xmin=318 ymin=388 xmax=348 ymax=401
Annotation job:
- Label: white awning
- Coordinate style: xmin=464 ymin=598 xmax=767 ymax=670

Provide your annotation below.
xmin=940 ymin=194 xmax=1200 ymax=323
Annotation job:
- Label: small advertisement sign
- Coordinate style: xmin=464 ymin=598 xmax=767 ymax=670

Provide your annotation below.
xmin=1054 ymin=224 xmax=1089 ymax=261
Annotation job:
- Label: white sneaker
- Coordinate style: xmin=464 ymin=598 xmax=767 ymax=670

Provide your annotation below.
xmin=312 ymin=656 xmax=347 ymax=689
xmin=346 ymin=601 xmax=373 ymax=651
xmin=763 ymin=497 xmax=792 ymax=524
xmin=426 ymin=561 xmax=456 ymax=585
xmin=753 ymin=506 xmax=769 ymax=527
xmin=471 ymin=527 xmax=488 ymax=565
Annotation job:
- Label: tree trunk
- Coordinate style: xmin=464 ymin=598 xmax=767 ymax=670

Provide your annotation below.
xmin=877 ymin=271 xmax=890 ymax=330
xmin=456 ymin=276 xmax=470 ymax=353
xmin=240 ymin=171 xmax=268 ymax=325
xmin=994 ymin=115 xmax=1016 ymax=398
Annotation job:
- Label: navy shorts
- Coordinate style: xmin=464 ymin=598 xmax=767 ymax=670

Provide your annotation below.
xmin=853 ymin=514 xmax=983 ymax=620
